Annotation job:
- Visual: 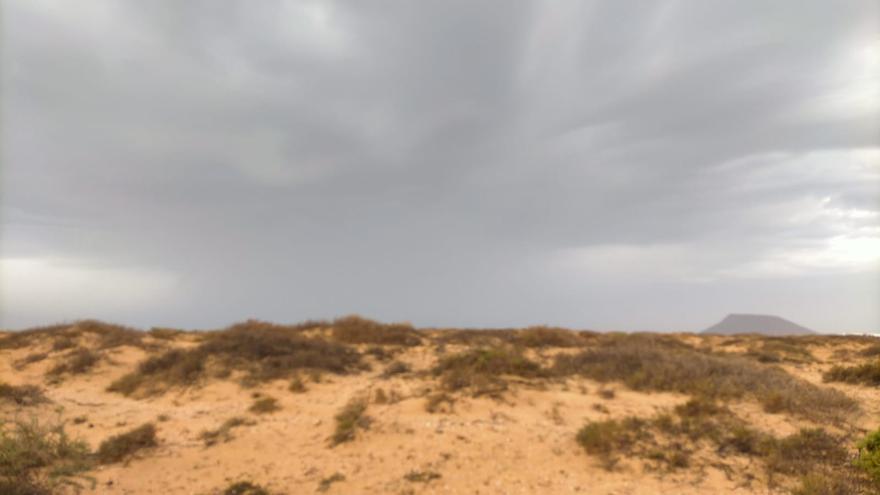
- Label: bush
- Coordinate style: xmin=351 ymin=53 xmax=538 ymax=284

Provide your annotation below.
xmin=223 ymin=481 xmax=270 ymax=495
xmin=108 ymin=325 xmax=363 ymax=395
xmin=331 ymin=398 xmax=370 ymax=446
xmin=249 ymin=396 xmax=281 ymax=414
xmin=403 ymin=470 xmax=441 ymax=482
xmin=95 ymin=423 xmax=157 ymax=464
xmin=200 ymin=417 xmax=253 ymax=447
xmin=331 ymin=315 xmax=421 ymax=346
xmin=47 ymin=348 xmax=101 ymax=377
xmin=317 ymin=473 xmax=345 ymax=492
xmin=763 ymin=428 xmax=848 ymax=477
xmin=381 ymin=361 xmax=410 ymax=378
xmin=824 ymin=360 xmax=880 ymax=387
xmin=514 ymin=326 xmax=591 ymax=348
xmin=554 ymin=334 xmax=856 ymax=421
xmin=575 ymin=417 xmax=647 ymax=469
xmin=434 ymin=347 xmax=544 ymax=395
xmin=0 ymin=418 xmax=92 ymax=494
xmin=855 ymin=428 xmax=880 ymax=484
xmin=0 ymin=383 xmax=48 ymax=407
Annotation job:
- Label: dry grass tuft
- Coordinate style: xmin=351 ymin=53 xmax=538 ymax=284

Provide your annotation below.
xmin=249 ymin=396 xmax=281 ymax=414
xmin=404 ymin=470 xmax=442 ymax=482
xmin=47 ymin=348 xmax=101 ymax=377
xmin=222 ymin=481 xmax=271 ymax=495
xmin=200 ymin=417 xmax=254 ymax=446
xmin=95 ymin=423 xmax=157 ymax=464
xmin=317 ymin=472 xmax=345 ymax=492
xmin=823 ymin=360 xmax=880 ymax=387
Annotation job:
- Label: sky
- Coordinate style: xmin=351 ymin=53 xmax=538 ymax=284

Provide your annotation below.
xmin=1 ymin=1 xmax=878 ymax=333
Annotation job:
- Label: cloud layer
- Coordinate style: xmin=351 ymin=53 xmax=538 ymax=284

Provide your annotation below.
xmin=2 ymin=0 xmax=878 ymax=332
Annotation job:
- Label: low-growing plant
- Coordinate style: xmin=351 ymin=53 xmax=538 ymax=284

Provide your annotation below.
xmin=200 ymin=417 xmax=253 ymax=446
xmin=0 ymin=383 xmax=48 ymax=406
xmin=95 ymin=423 xmax=157 ymax=464
xmin=317 ymin=472 xmax=345 ymax=492
xmin=824 ymin=360 xmax=880 ymax=387
xmin=15 ymin=352 xmax=49 ymax=368
xmin=331 ymin=398 xmax=370 ymax=446
xmin=47 ymin=348 xmax=101 ymax=377
xmin=424 ymin=392 xmax=455 ymax=413
xmin=381 ymin=360 xmax=410 ymax=378
xmin=576 ymin=417 xmax=647 ymax=469
xmin=0 ymin=417 xmax=93 ymax=494
xmin=434 ymin=347 xmax=544 ymax=395
xmin=514 ymin=326 xmax=592 ymax=348
xmin=222 ymin=480 xmax=271 ymax=495
xmin=249 ymin=396 xmax=281 ymax=414
xmin=855 ymin=428 xmax=880 ymax=484
xmin=288 ymin=376 xmax=307 ymax=393
xmin=331 ymin=315 xmax=421 ymax=346
xmin=403 ymin=470 xmax=441 ymax=482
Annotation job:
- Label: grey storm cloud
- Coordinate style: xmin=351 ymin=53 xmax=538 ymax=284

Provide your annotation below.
xmin=1 ymin=0 xmax=878 ymax=332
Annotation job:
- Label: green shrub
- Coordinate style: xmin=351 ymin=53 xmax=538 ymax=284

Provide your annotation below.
xmin=855 ymin=428 xmax=880 ymax=484
xmin=0 ymin=418 xmax=92 ymax=494
xmin=95 ymin=423 xmax=157 ymax=464
xmin=763 ymin=428 xmax=848 ymax=476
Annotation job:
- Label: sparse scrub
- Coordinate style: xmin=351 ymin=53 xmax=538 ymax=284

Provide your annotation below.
xmin=403 ymin=470 xmax=441 ymax=482
xmin=554 ymin=334 xmax=856 ymax=421
xmin=47 ymin=348 xmax=101 ymax=377
xmin=855 ymin=428 xmax=880 ymax=484
xmin=107 ymin=324 xmax=362 ymax=395
xmin=331 ymin=398 xmax=370 ymax=446
xmin=14 ymin=352 xmax=49 ymax=369
xmin=514 ymin=326 xmax=592 ymax=348
xmin=288 ymin=376 xmax=307 ymax=393
xmin=317 ymin=472 xmax=345 ymax=492
xmin=425 ymin=392 xmax=455 ymax=413
xmin=434 ymin=347 xmax=544 ymax=395
xmin=95 ymin=423 xmax=157 ymax=464
xmin=0 ymin=383 xmax=48 ymax=406
xmin=381 ymin=360 xmax=410 ymax=378
xmin=249 ymin=396 xmax=281 ymax=414
xmin=222 ymin=481 xmax=271 ymax=495
xmin=331 ymin=315 xmax=421 ymax=346
xmin=0 ymin=417 xmax=93 ymax=494
xmin=200 ymin=417 xmax=253 ymax=446
xmin=576 ymin=417 xmax=648 ymax=469
xmin=823 ymin=360 xmax=880 ymax=387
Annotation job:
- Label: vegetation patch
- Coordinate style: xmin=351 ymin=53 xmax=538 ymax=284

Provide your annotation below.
xmin=200 ymin=417 xmax=254 ymax=446
xmin=554 ymin=334 xmax=856 ymax=421
xmin=331 ymin=315 xmax=422 ymax=346
xmin=855 ymin=428 xmax=880 ymax=485
xmin=108 ymin=324 xmax=363 ymax=395
xmin=95 ymin=423 xmax=157 ymax=464
xmin=823 ymin=360 xmax=880 ymax=387
xmin=381 ymin=360 xmax=410 ymax=378
xmin=249 ymin=396 xmax=281 ymax=414
xmin=331 ymin=398 xmax=370 ymax=446
xmin=222 ymin=481 xmax=271 ymax=495
xmin=514 ymin=326 xmax=592 ymax=348
xmin=0 ymin=383 xmax=48 ymax=407
xmin=0 ymin=417 xmax=93 ymax=495
xmin=317 ymin=472 xmax=345 ymax=492
xmin=434 ymin=347 xmax=545 ymax=396
xmin=404 ymin=470 xmax=441 ymax=482
xmin=47 ymin=348 xmax=101 ymax=377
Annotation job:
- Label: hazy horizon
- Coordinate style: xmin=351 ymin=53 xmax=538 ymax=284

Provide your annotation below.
xmin=2 ymin=1 xmax=878 ymax=333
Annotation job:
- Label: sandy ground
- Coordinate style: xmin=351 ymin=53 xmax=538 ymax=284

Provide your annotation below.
xmin=2 ymin=332 xmax=878 ymax=495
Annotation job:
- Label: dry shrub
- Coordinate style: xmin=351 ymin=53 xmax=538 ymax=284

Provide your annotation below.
xmin=108 ymin=324 xmax=362 ymax=395
xmin=95 ymin=423 xmax=157 ymax=464
xmin=824 ymin=360 xmax=880 ymax=387
xmin=200 ymin=417 xmax=253 ymax=446
xmin=745 ymin=338 xmax=815 ymax=364
xmin=0 ymin=417 xmax=93 ymax=494
xmin=0 ymin=383 xmax=48 ymax=407
xmin=331 ymin=315 xmax=421 ymax=346
xmin=249 ymin=396 xmax=281 ymax=414
xmin=0 ymin=324 xmax=70 ymax=350
xmin=147 ymin=327 xmax=184 ymax=340
xmin=433 ymin=328 xmax=519 ymax=347
xmin=0 ymin=320 xmax=150 ymax=353
xmin=860 ymin=343 xmax=880 ymax=358
xmin=434 ymin=347 xmax=544 ymax=395
xmin=288 ymin=376 xmax=307 ymax=393
xmin=223 ymin=481 xmax=271 ymax=495
xmin=424 ymin=392 xmax=455 ymax=413
xmin=381 ymin=360 xmax=410 ymax=378
xmin=331 ymin=398 xmax=370 ymax=446
xmin=47 ymin=348 xmax=101 ymax=377
xmin=317 ymin=473 xmax=345 ymax=492
xmin=15 ymin=353 xmax=49 ymax=369
xmin=514 ymin=326 xmax=593 ymax=348
xmin=404 ymin=470 xmax=441 ymax=483
xmin=554 ymin=334 xmax=856 ymax=421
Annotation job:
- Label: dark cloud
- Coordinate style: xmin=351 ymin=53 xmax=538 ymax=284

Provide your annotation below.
xmin=2 ymin=0 xmax=878 ymax=332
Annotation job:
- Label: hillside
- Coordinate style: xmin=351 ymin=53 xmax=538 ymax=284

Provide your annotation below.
xmin=1 ymin=318 xmax=878 ymax=494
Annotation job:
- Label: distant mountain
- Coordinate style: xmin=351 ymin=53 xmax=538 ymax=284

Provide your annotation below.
xmin=702 ymin=314 xmax=815 ymax=336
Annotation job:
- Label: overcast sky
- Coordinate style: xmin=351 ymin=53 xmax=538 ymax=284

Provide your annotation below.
xmin=1 ymin=1 xmax=878 ymax=332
